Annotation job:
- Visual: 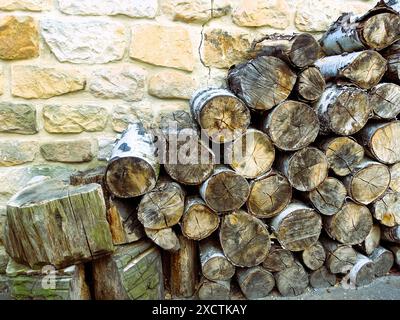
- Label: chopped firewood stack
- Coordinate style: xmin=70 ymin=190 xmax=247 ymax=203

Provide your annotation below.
xmin=2 ymin=0 xmax=400 ymax=300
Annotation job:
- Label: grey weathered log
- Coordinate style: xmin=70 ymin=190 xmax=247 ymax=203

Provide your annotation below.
xmin=388 ymin=245 xmax=400 ymax=266
xmin=262 ymin=244 xmax=295 ymax=272
xmin=369 ymin=246 xmax=394 ymax=276
xmin=301 ymin=241 xmax=326 ymax=271
xmin=381 ymin=225 xmax=400 ymax=243
xmin=390 ymin=163 xmax=400 ymax=192
xmin=321 ymin=237 xmax=357 ymax=274
xmin=371 ymin=191 xmax=400 ymax=227
xmin=356 ymin=224 xmax=381 ymax=256
xmin=70 ymin=166 xmax=109 ymax=203
xmin=369 ymin=83 xmax=400 ymax=119
xmin=0 ymin=246 xmax=9 ymax=274
xmin=220 ymin=210 xmax=270 ymax=267
xmin=346 ymin=254 xmax=375 ymax=287
xmin=197 ymin=277 xmax=230 ymax=300
xmin=275 ymin=261 xmax=309 ymax=297
xmin=309 ymin=267 xmax=337 ymax=289
xmin=262 ymin=100 xmax=319 ymax=151
xmin=294 ymin=67 xmax=326 ymax=102
xmin=381 ymin=40 xmax=400 ymax=82
xmin=236 ymin=266 xmax=275 ymax=299
xmin=145 ymin=227 xmax=180 ymax=252
xmin=227 ymin=55 xmax=297 ymax=111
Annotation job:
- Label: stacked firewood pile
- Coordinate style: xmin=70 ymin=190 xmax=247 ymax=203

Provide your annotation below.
xmin=2 ymin=0 xmax=400 ymax=300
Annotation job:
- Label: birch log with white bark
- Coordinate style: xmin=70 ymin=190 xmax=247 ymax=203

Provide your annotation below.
xmin=346 ymin=254 xmax=375 ymax=287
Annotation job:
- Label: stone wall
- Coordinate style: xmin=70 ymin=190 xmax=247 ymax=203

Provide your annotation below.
xmin=0 ymin=0 xmax=378 ymax=219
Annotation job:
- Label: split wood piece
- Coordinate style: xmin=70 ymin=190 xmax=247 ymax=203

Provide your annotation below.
xmin=388 ymin=245 xmax=400 ymax=266
xmin=145 ymin=228 xmax=180 ymax=252
xmin=320 ymin=136 xmax=364 ymax=177
xmin=356 ymin=224 xmax=381 ymax=256
xmin=342 ymin=159 xmax=391 ymax=205
xmin=301 ymin=241 xmax=326 ymax=271
xmin=358 ymin=121 xmax=400 ymax=164
xmin=262 ymin=100 xmax=319 ymax=151
xmin=93 ymin=240 xmax=164 ymax=300
xmin=199 ymin=238 xmax=235 ymax=281
xmin=105 ymin=122 xmax=160 ymax=198
xmin=262 ymin=244 xmax=295 ymax=272
xmin=314 ymin=50 xmax=387 ymax=89
xmin=294 ymin=67 xmax=326 ymax=102
xmin=278 ymin=147 xmax=329 ymax=192
xmin=197 ymin=278 xmax=230 ymax=300
xmin=321 ymin=237 xmax=357 ymax=274
xmin=236 ymin=266 xmax=275 ymax=300
xmin=220 ymin=210 xmax=270 ymax=267
xmin=6 ymin=260 xmax=90 ymax=300
xmin=275 ymin=261 xmax=309 ymax=297
xmin=270 ymin=201 xmax=322 ymax=252
xmin=200 ymin=166 xmax=250 ymax=213
xmin=247 ymin=171 xmax=292 ymax=219
xmin=226 ymin=128 xmax=275 ymax=179
xmin=369 ymin=246 xmax=394 ymax=277
xmin=181 ymin=196 xmax=220 ymax=241
xmin=370 ymin=83 xmax=400 ymax=119
xmin=346 ymin=254 xmax=375 ymax=287
xmin=381 ymin=225 xmax=400 ymax=243
xmin=319 ymin=12 xmax=400 ymax=55
xmin=4 ymin=179 xmax=113 ymax=269
xmin=381 ymin=40 xmax=400 ymax=82
xmin=227 ymin=55 xmax=297 ymax=111
xmin=309 ymin=267 xmax=337 ymax=289
xmin=190 ymin=88 xmax=250 ymax=143
xmin=170 ymin=235 xmax=198 ymax=298
xmin=371 ymin=192 xmax=400 ymax=227
xmin=390 ymin=163 xmax=400 ymax=192
xmin=307 ymin=177 xmax=346 ymax=216
xmin=313 ymin=85 xmax=371 ymax=136
xmin=137 ymin=179 xmax=185 ymax=230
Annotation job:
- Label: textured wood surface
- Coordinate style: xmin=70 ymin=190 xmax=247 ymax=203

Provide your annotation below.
xmin=301 ymin=241 xmax=326 ymax=271
xmin=295 ymin=67 xmax=326 ymax=102
xmin=321 ymin=237 xmax=357 ymax=274
xmin=357 ymin=224 xmax=381 ymax=256
xmin=369 ymin=83 xmax=400 ymax=119
xmin=275 ymin=261 xmax=309 ymax=296
xmin=145 ymin=228 xmax=180 ymax=252
xmin=309 ymin=266 xmax=337 ymax=289
xmin=236 ymin=266 xmax=275 ymax=299
xmin=262 ymin=244 xmax=295 ymax=272
xmin=369 ymin=246 xmax=394 ymax=277
xmin=371 ymin=192 xmax=400 ymax=227
xmin=197 ymin=278 xmax=230 ymax=300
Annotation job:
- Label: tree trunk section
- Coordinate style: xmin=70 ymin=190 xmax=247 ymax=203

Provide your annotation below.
xmin=346 ymin=254 xmax=375 ymax=287
xmin=390 ymin=163 xmax=400 ymax=192
xmin=388 ymin=245 xmax=400 ymax=267
xmin=145 ymin=228 xmax=180 ymax=252
xmin=371 ymin=191 xmax=400 ymax=227
xmin=275 ymin=261 xmax=309 ymax=296
xmin=381 ymin=225 xmax=400 ymax=243
xmin=197 ymin=277 xmax=230 ymax=300
xmin=301 ymin=241 xmax=326 ymax=270
xmin=262 ymin=243 xmax=295 ymax=272
xmin=236 ymin=266 xmax=275 ymax=299
xmin=369 ymin=246 xmax=394 ymax=276
xmin=321 ymin=237 xmax=357 ymax=274
xmin=309 ymin=267 xmax=337 ymax=289
xmin=294 ymin=67 xmax=326 ymax=102
xmin=381 ymin=40 xmax=400 ymax=82
xmin=370 ymin=83 xmax=400 ymax=119
xmin=356 ymin=224 xmax=381 ymax=256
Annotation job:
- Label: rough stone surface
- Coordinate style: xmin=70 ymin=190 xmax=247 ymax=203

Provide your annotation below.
xmin=0 ymin=102 xmax=37 ymax=134
xmin=0 ymin=16 xmax=39 ymax=60
xmin=232 ymin=0 xmax=290 ymax=28
xmin=0 ymin=0 xmax=50 ymax=11
xmin=171 ymin=0 xmax=231 ymax=23
xmin=148 ymin=70 xmax=197 ymax=99
xmin=11 ymin=65 xmax=85 ymax=99
xmin=0 ymin=141 xmax=38 ymax=166
xmin=89 ymin=66 xmax=146 ymax=101
xmin=40 ymin=140 xmax=93 ymax=163
xmin=130 ymin=24 xmax=195 ymax=71
xmin=58 ymin=0 xmax=158 ymax=18
xmin=111 ymin=104 xmax=154 ymax=133
xmin=97 ymin=137 xmax=115 ymax=161
xmin=43 ymin=105 xmax=108 ymax=133
xmin=41 ymin=19 xmax=127 ymax=64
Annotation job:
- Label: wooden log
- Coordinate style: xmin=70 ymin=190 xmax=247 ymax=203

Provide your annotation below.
xmin=137 ymin=178 xmax=185 ymax=230
xmin=275 ymin=261 xmax=309 ymax=296
xmin=262 ymin=100 xmax=319 ymax=151
xmin=247 ymin=170 xmax=292 ymax=219
xmin=145 ymin=228 xmax=180 ymax=252
xmin=170 ymin=235 xmax=198 ymax=298
xmin=381 ymin=225 xmax=400 ymax=243
xmin=301 ymin=241 xmax=326 ymax=271
xmin=342 ymin=158 xmax=391 ymax=205
xmin=381 ymin=40 xmax=400 ymax=82
xmin=190 ymin=88 xmax=250 ymax=143
xmin=93 ymin=240 xmax=164 ymax=300
xmin=220 ymin=210 xmax=270 ymax=267
xmin=314 ymin=50 xmax=387 ymax=89
xmin=227 ymin=55 xmax=297 ymax=111
xmin=321 ymin=237 xmax=357 ymax=274
xmin=226 ymin=128 xmax=275 ymax=179
xmin=6 ymin=259 xmax=90 ymax=300
xmin=262 ymin=244 xmax=295 ymax=272
xmin=356 ymin=224 xmax=381 ymax=256
xmin=307 ymin=177 xmax=346 ymax=216
xmin=0 ymin=246 xmax=9 ymax=274
xmin=278 ymin=147 xmax=329 ymax=192
xmin=309 ymin=267 xmax=337 ymax=289
xmin=270 ymin=201 xmax=322 ymax=252
xmin=294 ymin=67 xmax=326 ymax=102
xmin=199 ymin=238 xmax=235 ymax=281
xmin=324 ymin=201 xmax=373 ymax=245
xmin=346 ymin=254 xmax=375 ymax=287
xmin=200 ymin=166 xmax=250 ymax=213
xmin=236 ymin=266 xmax=275 ymax=299
xmin=388 ymin=245 xmax=400 ymax=266
xmin=369 ymin=246 xmax=394 ymax=276
xmin=105 ymin=122 xmax=160 ymax=198
xmin=70 ymin=166 xmax=109 ymax=203
xmin=358 ymin=121 xmax=400 ymax=164
xmin=369 ymin=83 xmax=400 ymax=119
xmin=181 ymin=196 xmax=220 ymax=241
xmin=371 ymin=192 xmax=400 ymax=227
xmin=4 ymin=179 xmax=113 ymax=269
xmin=197 ymin=278 xmax=230 ymax=300
xmin=320 ymin=136 xmax=364 ymax=177
xmin=313 ymin=85 xmax=371 ymax=136
xmin=390 ymin=163 xmax=400 ymax=192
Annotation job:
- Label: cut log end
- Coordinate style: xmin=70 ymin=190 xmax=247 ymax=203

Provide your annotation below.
xmin=295 ymin=67 xmax=326 ymax=102
xmin=236 ymin=267 xmax=275 ymax=299
xmin=275 ymin=262 xmax=309 ymax=296
xmin=197 ymin=278 xmax=230 ymax=300
xmin=321 ymin=237 xmax=357 ymax=274
xmin=309 ymin=267 xmax=337 ymax=289
xmin=372 ymin=192 xmax=400 ymax=227
xmin=302 ymin=241 xmax=326 ymax=270
xmin=361 ymin=13 xmax=400 ymax=50
xmin=369 ymin=246 xmax=394 ymax=277
xmin=262 ymin=245 xmax=295 ymax=272
xmin=145 ymin=228 xmax=180 ymax=252
xmin=289 ymin=33 xmax=321 ymax=68
xmin=370 ymin=83 xmax=400 ymax=119
xmin=390 ymin=163 xmax=400 ymax=192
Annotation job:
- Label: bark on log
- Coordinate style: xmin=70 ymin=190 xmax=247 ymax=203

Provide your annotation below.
xmin=270 ymin=201 xmax=322 ymax=252
xmin=190 ymin=88 xmax=250 ymax=143
xmin=346 ymin=254 xmax=375 ymax=287
xmin=145 ymin=228 xmax=180 ymax=252
xmin=181 ymin=196 xmax=220 ymax=241
xmin=369 ymin=83 xmax=400 ymax=119
xmin=262 ymin=244 xmax=295 ymax=272
xmin=197 ymin=278 xmax=230 ymax=300
xmin=0 ymin=246 xmax=9 ymax=274
xmin=356 ymin=224 xmax=381 ymax=256
xmin=275 ymin=261 xmax=309 ymax=296
xmin=381 ymin=40 xmax=400 ymax=82
xmin=388 ymin=245 xmax=400 ymax=266
xmin=381 ymin=225 xmax=400 ymax=243
xmin=371 ymin=192 xmax=400 ymax=227
xmin=105 ymin=123 xmax=160 ymax=198
xmin=313 ymin=85 xmax=371 ymax=136
xmin=314 ymin=50 xmax=387 ymax=89
xmin=227 ymin=56 xmax=297 ymax=111
xmin=309 ymin=267 xmax=337 ymax=289
xmin=236 ymin=266 xmax=275 ymax=299
xmin=200 ymin=166 xmax=250 ymax=213
xmin=220 ymin=210 xmax=270 ymax=267
xmin=294 ymin=67 xmax=326 ymax=102
xmin=369 ymin=246 xmax=394 ymax=276
xmin=262 ymin=100 xmax=319 ymax=151
xmin=301 ymin=241 xmax=326 ymax=271
xmin=321 ymin=237 xmax=357 ymax=274
xmin=93 ymin=240 xmax=164 ymax=300
xmin=199 ymin=238 xmax=235 ymax=281
xmin=70 ymin=166 xmax=109 ymax=203
xmin=4 ymin=179 xmax=113 ymax=269
xmin=247 ymin=170 xmax=292 ymax=219
xmin=390 ymin=163 xmax=400 ymax=192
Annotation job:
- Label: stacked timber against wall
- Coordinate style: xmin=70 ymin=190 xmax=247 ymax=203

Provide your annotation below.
xmin=2 ymin=0 xmax=400 ymax=300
